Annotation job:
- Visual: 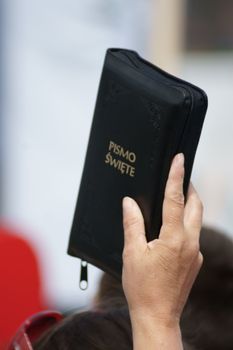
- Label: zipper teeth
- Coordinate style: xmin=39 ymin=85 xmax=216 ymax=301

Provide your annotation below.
xmin=108 ymin=48 xmax=207 ymax=101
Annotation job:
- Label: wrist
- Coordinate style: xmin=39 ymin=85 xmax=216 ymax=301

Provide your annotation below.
xmin=130 ymin=313 xmax=182 ymax=350
xmin=129 ymin=309 xmax=180 ymax=330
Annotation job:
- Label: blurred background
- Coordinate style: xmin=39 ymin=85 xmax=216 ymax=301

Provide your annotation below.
xmin=0 ymin=0 xmax=233 ymax=345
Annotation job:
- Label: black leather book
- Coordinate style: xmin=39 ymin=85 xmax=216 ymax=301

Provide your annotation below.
xmin=68 ymin=48 xmax=208 ymax=279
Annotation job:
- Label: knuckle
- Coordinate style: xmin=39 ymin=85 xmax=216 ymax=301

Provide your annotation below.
xmin=187 ymin=241 xmax=200 ymax=255
xmin=191 ymin=218 xmax=202 ymax=231
xmin=123 ymin=215 xmax=139 ymax=231
xmin=198 ymin=252 xmax=204 ymax=267
xmin=168 ymin=238 xmax=200 ymax=259
xmin=168 ymin=236 xmax=185 ymax=254
xmin=166 ymin=191 xmax=184 ymax=208
xmin=165 ymin=212 xmax=182 ymax=226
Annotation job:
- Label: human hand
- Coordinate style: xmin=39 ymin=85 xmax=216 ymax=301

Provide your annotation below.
xmin=122 ymin=153 xmax=203 ymax=328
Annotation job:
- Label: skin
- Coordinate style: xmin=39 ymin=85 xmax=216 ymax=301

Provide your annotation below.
xmin=122 ymin=153 xmax=203 ymax=350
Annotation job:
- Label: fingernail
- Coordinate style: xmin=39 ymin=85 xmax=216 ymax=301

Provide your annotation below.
xmin=122 ymin=196 xmax=134 ymax=211
xmin=175 ymin=153 xmax=184 ymax=166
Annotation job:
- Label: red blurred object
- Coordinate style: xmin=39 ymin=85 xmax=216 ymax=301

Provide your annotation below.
xmin=0 ymin=225 xmax=48 ymax=349
xmin=7 ymin=310 xmax=63 ymax=350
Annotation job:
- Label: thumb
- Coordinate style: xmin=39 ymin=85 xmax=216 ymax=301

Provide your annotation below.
xmin=122 ymin=197 xmax=147 ymax=252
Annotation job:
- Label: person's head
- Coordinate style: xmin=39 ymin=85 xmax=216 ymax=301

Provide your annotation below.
xmin=181 ymin=226 xmax=233 ymax=349
xmin=94 ymin=272 xmax=127 ymax=309
xmin=34 ymin=307 xmax=132 ymax=350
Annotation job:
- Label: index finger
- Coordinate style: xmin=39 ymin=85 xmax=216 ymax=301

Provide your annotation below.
xmin=122 ymin=196 xmax=147 ymax=255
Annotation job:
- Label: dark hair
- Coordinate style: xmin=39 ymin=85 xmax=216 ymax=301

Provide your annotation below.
xmin=94 ymin=272 xmax=127 ymax=309
xmin=34 ymin=307 xmax=132 ymax=350
xmin=181 ymin=226 xmax=233 ymax=349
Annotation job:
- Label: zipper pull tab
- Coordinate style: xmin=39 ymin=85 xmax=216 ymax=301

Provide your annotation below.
xmin=79 ymin=260 xmax=88 ymax=290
